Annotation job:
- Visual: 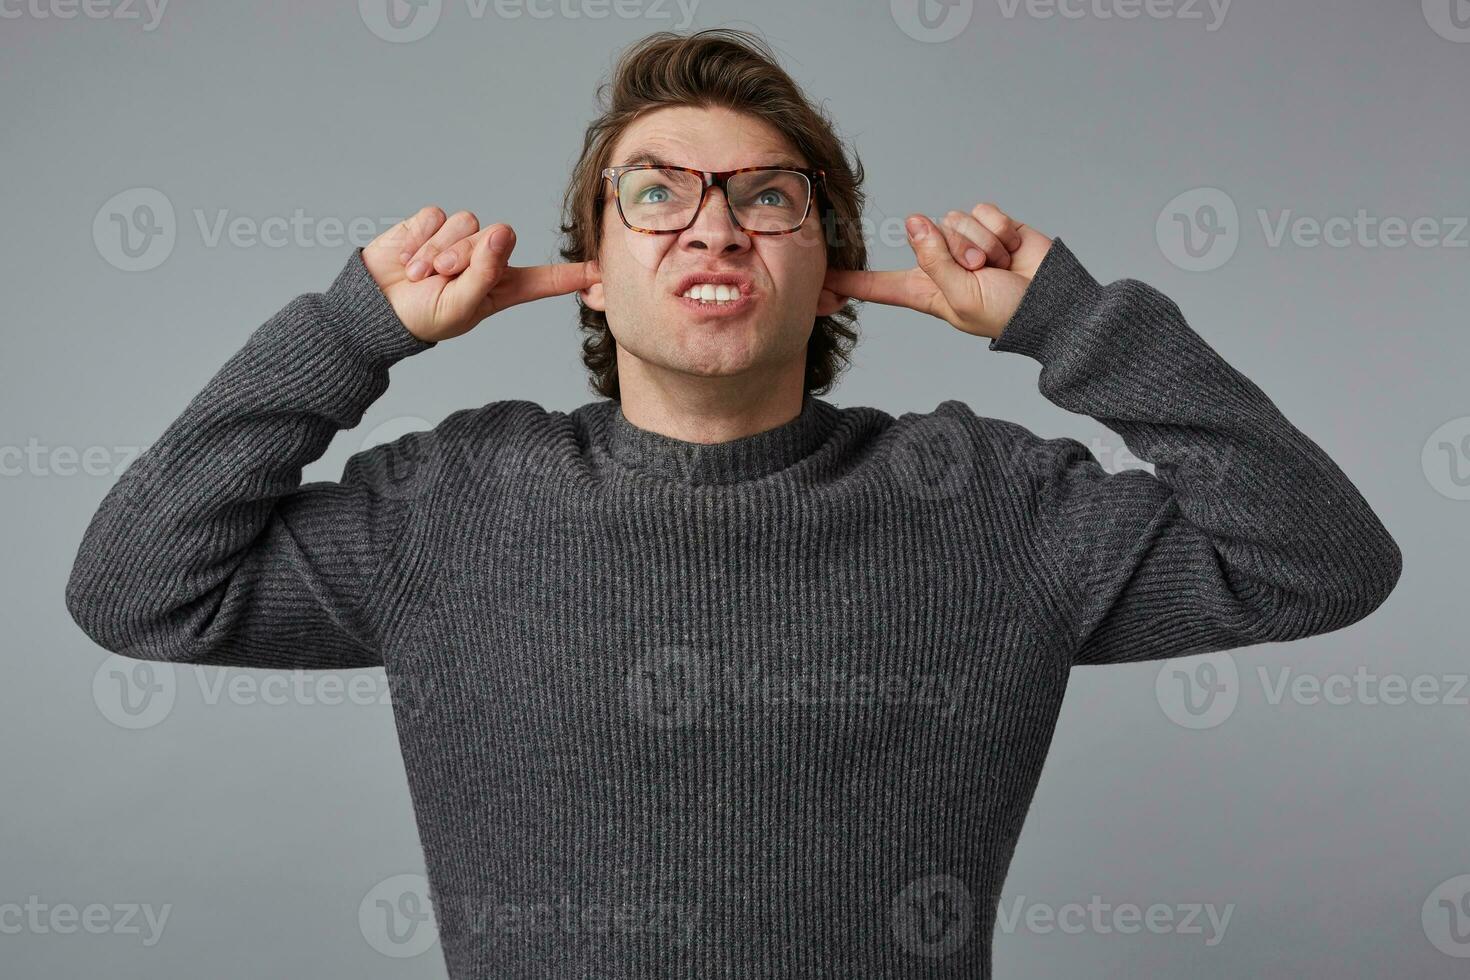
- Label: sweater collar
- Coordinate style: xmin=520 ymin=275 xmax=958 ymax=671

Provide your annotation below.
xmin=597 ymin=392 xmax=839 ymax=486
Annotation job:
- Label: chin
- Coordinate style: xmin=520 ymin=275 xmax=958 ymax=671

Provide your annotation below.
xmin=668 ymin=349 xmax=759 ymax=379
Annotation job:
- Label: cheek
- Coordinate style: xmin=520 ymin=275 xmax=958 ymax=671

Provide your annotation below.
xmin=787 ymin=213 xmax=831 ymax=257
xmin=600 ymin=239 xmax=659 ymax=309
xmin=615 ymin=233 xmax=672 ymax=283
xmin=761 ymin=241 xmax=827 ymax=296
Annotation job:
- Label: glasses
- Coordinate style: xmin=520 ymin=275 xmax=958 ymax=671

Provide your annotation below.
xmin=601 ymin=164 xmax=826 ymax=235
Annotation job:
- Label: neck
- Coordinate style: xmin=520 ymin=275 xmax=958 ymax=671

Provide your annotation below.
xmin=614 ymin=351 xmax=808 ymax=445
xmin=595 ymin=355 xmax=838 ymax=486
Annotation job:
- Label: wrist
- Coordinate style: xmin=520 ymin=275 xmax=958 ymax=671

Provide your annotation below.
xmin=987 ymin=238 xmax=1103 ymax=360
xmin=323 ymin=248 xmax=438 ymax=366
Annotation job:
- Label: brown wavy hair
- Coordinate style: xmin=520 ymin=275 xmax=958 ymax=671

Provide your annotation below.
xmin=557 ymin=28 xmax=868 ymax=402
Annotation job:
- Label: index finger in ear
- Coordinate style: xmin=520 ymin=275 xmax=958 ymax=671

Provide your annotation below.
xmin=494 ymin=260 xmax=602 ymax=309
xmin=822 ymin=267 xmax=927 ymax=312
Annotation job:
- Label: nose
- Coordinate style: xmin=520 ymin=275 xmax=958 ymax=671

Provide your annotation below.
xmin=679 ymin=186 xmax=750 ymax=254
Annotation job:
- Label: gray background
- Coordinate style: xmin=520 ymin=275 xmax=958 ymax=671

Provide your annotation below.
xmin=4 ymin=1 xmax=1465 ymax=976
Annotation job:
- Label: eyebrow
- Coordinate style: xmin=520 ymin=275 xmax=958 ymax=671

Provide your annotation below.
xmin=618 ymin=147 xmax=807 ymax=171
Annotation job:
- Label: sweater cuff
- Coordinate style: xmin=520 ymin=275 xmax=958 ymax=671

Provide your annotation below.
xmin=322 ymin=247 xmax=437 ymax=365
xmin=988 ymin=238 xmax=1106 ymax=362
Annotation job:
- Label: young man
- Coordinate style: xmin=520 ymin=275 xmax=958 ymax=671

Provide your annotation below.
xmin=66 ymin=29 xmax=1400 ymax=979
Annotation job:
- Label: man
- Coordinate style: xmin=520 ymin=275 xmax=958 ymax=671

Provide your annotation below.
xmin=66 ymin=28 xmax=1400 ymax=979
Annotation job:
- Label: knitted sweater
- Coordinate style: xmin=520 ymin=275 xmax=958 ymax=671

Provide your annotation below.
xmin=64 ymin=239 xmax=1402 ymax=978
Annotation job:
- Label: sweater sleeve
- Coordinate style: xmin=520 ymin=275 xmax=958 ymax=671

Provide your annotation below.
xmin=64 ymin=248 xmax=437 ymax=669
xmin=984 ymin=238 xmax=1402 ymax=667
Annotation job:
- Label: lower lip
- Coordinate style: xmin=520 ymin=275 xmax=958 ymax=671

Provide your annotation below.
xmin=673 ymin=291 xmax=756 ymax=317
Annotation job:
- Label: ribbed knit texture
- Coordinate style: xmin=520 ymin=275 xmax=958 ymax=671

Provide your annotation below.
xmin=65 ymin=239 xmax=1402 ymax=977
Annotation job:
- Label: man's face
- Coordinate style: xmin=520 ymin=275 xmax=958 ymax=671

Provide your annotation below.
xmin=580 ymin=105 xmax=845 ymax=389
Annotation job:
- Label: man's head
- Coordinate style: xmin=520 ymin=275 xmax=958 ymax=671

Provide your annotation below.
xmin=559 ymin=29 xmax=868 ymax=402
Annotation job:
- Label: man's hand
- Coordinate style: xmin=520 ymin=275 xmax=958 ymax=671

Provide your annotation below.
xmin=361 ymin=205 xmax=601 ymax=343
xmin=823 ymin=203 xmax=1052 ymax=340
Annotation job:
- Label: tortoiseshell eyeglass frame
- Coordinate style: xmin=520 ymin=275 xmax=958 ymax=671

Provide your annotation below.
xmin=599 ymin=164 xmax=828 ymax=236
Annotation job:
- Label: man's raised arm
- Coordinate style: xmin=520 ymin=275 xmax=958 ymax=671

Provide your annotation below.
xmin=980 ymin=238 xmax=1402 ymax=666
xmin=64 ymin=206 xmax=599 ymax=668
xmin=63 ymin=244 xmax=437 ymax=668
xmin=828 ymin=207 xmax=1401 ymax=667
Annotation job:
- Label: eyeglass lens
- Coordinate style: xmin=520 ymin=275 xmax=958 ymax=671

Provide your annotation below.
xmin=617 ymin=169 xmax=811 ymax=232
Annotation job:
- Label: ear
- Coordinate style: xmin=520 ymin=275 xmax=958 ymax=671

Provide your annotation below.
xmin=580 ymin=257 xmax=605 ymax=311
xmin=582 ymin=280 xmax=606 ymax=312
xmin=816 ymin=286 xmax=847 ymax=317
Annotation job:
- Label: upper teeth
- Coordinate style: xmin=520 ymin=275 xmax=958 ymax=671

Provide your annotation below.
xmin=683 ymin=283 xmax=741 ymax=301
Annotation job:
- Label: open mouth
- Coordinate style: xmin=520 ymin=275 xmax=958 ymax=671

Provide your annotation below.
xmin=672 ymin=276 xmax=757 ymax=317
xmin=679 ymin=282 xmax=746 ymax=305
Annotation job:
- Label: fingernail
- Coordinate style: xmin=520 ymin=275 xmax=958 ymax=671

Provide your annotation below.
xmin=906 ymin=217 xmax=926 ymax=240
xmin=964 ymin=248 xmax=983 ymax=266
xmin=407 ymin=259 xmax=429 ymax=279
xmin=438 ymin=252 xmax=456 ymax=271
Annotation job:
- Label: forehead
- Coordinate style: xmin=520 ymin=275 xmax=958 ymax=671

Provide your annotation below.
xmin=609 ymin=105 xmax=807 ymax=171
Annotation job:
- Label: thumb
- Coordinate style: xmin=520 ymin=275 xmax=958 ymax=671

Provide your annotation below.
xmin=438 ymin=224 xmax=514 ymax=326
xmin=462 ymin=224 xmax=514 ymax=295
xmin=443 ymin=225 xmax=514 ymax=316
xmin=905 ymin=214 xmax=972 ymax=298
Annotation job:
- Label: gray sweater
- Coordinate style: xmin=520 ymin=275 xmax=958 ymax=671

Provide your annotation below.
xmin=65 ymin=239 xmax=1401 ymax=978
